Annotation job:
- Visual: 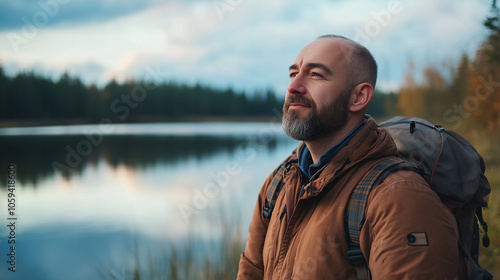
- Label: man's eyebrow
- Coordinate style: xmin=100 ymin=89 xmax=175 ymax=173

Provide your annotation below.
xmin=288 ymin=63 xmax=332 ymax=76
xmin=306 ymin=63 xmax=333 ymax=75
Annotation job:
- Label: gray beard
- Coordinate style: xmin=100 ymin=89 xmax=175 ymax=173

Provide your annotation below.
xmin=282 ymin=87 xmax=351 ymax=141
xmin=282 ymin=110 xmax=327 ymax=141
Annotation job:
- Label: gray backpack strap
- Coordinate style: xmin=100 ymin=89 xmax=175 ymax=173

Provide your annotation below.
xmin=346 ymin=157 xmax=421 ymax=279
xmin=354 ymin=265 xmax=371 ymax=280
xmin=263 ymin=151 xmax=297 ymax=219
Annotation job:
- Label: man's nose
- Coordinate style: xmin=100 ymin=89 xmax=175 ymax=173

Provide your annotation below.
xmin=287 ymin=74 xmax=306 ymax=95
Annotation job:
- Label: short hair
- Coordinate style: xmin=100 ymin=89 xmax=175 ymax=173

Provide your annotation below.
xmin=317 ymin=34 xmax=378 ymax=89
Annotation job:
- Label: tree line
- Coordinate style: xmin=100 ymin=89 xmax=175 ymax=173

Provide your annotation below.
xmin=0 ymin=70 xmax=283 ymax=123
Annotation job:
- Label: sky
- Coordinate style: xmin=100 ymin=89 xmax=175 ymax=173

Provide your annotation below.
xmin=0 ymin=0 xmax=494 ymax=96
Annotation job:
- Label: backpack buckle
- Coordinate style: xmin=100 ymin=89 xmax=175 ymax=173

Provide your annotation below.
xmin=263 ymin=201 xmax=272 ymax=219
xmin=434 ymin=124 xmax=445 ymax=132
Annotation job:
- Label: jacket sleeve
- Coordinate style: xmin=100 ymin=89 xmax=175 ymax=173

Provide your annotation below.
xmin=360 ymin=171 xmax=463 ymax=280
xmin=237 ymin=174 xmax=273 ymax=280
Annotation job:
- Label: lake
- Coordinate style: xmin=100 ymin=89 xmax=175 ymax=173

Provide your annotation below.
xmin=0 ymin=122 xmax=299 ymax=280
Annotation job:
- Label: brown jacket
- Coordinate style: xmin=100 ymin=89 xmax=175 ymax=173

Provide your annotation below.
xmin=237 ymin=116 xmax=462 ymax=280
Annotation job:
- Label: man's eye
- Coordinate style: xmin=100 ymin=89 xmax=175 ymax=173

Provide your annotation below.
xmin=289 ymin=72 xmax=297 ymax=78
xmin=312 ymin=72 xmax=323 ymax=78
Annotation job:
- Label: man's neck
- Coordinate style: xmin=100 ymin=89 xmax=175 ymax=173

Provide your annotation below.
xmin=305 ymin=116 xmax=363 ymax=164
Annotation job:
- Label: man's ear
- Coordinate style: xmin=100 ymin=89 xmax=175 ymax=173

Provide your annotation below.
xmin=349 ymin=83 xmax=373 ymax=113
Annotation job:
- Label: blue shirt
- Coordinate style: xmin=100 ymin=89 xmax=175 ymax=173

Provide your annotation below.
xmin=298 ymin=120 xmax=365 ymax=181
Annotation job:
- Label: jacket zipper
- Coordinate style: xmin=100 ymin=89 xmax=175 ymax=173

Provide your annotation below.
xmin=275 ymin=159 xmax=353 ymax=276
xmin=274 ymin=205 xmax=287 ymax=261
xmin=309 ymin=164 xmax=328 ymax=182
xmin=274 ymin=164 xmax=295 ymax=263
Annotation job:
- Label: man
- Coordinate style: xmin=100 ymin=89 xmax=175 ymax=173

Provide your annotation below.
xmin=237 ymin=35 xmax=462 ymax=279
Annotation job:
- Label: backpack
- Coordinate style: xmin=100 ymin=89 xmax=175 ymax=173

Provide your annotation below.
xmin=263 ymin=116 xmax=492 ymax=280
xmin=366 ymin=116 xmax=493 ymax=280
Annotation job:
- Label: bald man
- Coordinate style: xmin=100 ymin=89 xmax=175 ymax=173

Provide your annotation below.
xmin=237 ymin=35 xmax=462 ymax=280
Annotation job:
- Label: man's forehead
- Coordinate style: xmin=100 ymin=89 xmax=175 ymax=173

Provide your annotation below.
xmin=293 ymin=38 xmax=354 ymax=68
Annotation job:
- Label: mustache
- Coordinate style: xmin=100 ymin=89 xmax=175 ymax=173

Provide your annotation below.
xmin=284 ymin=95 xmax=315 ymax=108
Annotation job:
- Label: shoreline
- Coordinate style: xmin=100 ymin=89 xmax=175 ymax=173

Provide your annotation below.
xmin=0 ymin=115 xmax=282 ymax=128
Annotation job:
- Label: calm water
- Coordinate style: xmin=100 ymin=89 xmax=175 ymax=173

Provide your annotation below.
xmin=0 ymin=122 xmax=299 ymax=280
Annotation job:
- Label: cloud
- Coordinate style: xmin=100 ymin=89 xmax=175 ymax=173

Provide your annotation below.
xmin=0 ymin=0 xmax=174 ymax=31
xmin=338 ymin=0 xmax=490 ymax=90
xmin=0 ymin=0 xmax=493 ymax=94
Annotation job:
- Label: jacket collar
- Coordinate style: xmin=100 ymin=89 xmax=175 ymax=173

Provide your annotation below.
xmin=291 ymin=115 xmax=398 ymax=199
xmin=298 ymin=120 xmax=366 ymax=181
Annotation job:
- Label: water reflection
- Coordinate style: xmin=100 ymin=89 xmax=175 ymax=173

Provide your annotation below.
xmin=0 ymin=128 xmax=283 ymax=185
xmin=0 ymin=122 xmax=299 ymax=280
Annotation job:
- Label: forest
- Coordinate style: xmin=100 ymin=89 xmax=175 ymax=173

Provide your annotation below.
xmin=0 ymin=70 xmax=281 ymax=124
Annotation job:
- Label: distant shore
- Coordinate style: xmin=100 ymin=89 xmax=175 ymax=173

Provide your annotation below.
xmin=0 ymin=115 xmax=282 ymax=128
